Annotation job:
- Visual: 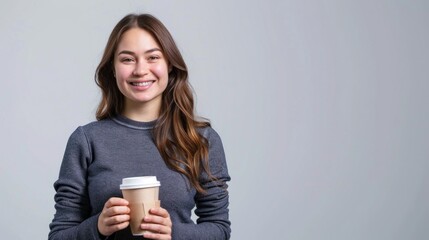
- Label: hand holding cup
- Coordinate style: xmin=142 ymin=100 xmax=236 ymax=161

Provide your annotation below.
xmin=97 ymin=197 xmax=130 ymax=237
xmin=141 ymin=206 xmax=172 ymax=239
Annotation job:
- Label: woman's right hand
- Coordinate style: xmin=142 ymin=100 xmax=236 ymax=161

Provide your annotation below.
xmin=98 ymin=197 xmax=131 ymax=237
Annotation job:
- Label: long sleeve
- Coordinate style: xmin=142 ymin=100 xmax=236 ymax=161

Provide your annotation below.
xmin=49 ymin=118 xmax=231 ymax=239
xmin=49 ymin=127 xmax=103 ymax=240
xmin=172 ymin=128 xmax=231 ymax=239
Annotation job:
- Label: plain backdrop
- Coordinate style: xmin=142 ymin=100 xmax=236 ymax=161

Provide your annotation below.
xmin=1 ymin=0 xmax=428 ymax=239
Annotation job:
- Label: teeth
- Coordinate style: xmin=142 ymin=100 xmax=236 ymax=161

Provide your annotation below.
xmin=132 ymin=81 xmax=152 ymax=86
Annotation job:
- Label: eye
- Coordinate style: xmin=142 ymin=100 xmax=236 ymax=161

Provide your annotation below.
xmin=148 ymin=55 xmax=161 ymax=62
xmin=121 ymin=57 xmax=135 ymax=63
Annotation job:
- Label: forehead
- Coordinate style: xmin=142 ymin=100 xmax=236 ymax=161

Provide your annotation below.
xmin=116 ymin=27 xmax=161 ymax=52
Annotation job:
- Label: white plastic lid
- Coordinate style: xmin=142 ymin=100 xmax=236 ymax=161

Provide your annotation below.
xmin=120 ymin=176 xmax=161 ymax=190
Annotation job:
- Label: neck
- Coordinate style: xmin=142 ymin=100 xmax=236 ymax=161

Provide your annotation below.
xmin=122 ymin=100 xmax=160 ymax=122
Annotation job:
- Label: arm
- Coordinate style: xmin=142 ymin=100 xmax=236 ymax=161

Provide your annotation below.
xmin=48 ymin=127 xmax=104 ymax=240
xmin=173 ymin=128 xmax=231 ymax=239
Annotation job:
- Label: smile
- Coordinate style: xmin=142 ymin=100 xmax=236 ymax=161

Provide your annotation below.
xmin=130 ymin=81 xmax=154 ymax=86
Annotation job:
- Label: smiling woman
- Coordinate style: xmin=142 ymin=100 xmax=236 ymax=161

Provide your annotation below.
xmin=114 ymin=28 xmax=169 ymax=121
xmin=48 ymin=13 xmax=231 ymax=240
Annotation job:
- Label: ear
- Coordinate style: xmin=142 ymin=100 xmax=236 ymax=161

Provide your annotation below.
xmin=168 ymin=64 xmax=173 ymax=73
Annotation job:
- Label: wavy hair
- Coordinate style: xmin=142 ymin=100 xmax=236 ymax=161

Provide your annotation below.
xmin=95 ymin=14 xmax=213 ymax=194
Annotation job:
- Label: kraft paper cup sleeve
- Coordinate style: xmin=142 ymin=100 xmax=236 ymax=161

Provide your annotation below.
xmin=128 ymin=202 xmax=144 ymax=235
xmin=142 ymin=201 xmax=161 ymax=215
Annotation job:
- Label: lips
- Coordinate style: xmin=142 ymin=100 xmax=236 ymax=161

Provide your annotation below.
xmin=129 ymin=80 xmax=155 ymax=88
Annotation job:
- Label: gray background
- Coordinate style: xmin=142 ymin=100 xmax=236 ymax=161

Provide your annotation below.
xmin=0 ymin=0 xmax=428 ymax=239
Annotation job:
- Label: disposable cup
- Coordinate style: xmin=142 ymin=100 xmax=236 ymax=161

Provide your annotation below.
xmin=120 ymin=176 xmax=161 ymax=236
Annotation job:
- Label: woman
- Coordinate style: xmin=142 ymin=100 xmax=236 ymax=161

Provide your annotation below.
xmin=49 ymin=13 xmax=231 ymax=240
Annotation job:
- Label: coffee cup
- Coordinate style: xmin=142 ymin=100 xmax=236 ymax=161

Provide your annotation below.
xmin=120 ymin=176 xmax=161 ymax=236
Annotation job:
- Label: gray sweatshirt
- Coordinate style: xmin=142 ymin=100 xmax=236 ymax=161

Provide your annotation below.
xmin=49 ymin=115 xmax=231 ymax=239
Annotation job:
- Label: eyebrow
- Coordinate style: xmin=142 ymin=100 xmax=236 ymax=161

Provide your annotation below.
xmin=117 ymin=48 xmax=162 ymax=56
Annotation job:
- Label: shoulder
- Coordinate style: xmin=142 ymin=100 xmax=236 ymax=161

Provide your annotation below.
xmin=199 ymin=126 xmax=222 ymax=142
xmin=73 ymin=118 xmax=115 ymax=136
xmin=80 ymin=118 xmax=114 ymax=131
xmin=64 ymin=119 xmax=116 ymax=156
xmin=67 ymin=118 xmax=115 ymax=142
xmin=198 ymin=126 xmax=225 ymax=153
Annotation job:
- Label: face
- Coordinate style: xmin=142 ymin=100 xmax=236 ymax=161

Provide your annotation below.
xmin=114 ymin=27 xmax=169 ymax=115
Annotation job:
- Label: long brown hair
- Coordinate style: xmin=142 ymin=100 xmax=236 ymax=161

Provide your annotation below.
xmin=95 ymin=14 xmax=213 ymax=194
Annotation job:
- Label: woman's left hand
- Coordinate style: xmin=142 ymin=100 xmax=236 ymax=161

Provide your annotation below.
xmin=141 ymin=207 xmax=172 ymax=240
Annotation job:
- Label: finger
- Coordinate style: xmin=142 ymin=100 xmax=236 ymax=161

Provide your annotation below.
xmin=105 ymin=206 xmax=130 ymax=217
xmin=142 ymin=227 xmax=171 ymax=240
xmin=105 ymin=214 xmax=130 ymax=226
xmin=108 ymin=221 xmax=130 ymax=233
xmin=141 ymin=223 xmax=171 ymax=234
xmin=105 ymin=197 xmax=129 ymax=208
xmin=143 ymin=214 xmax=172 ymax=228
xmin=144 ymin=215 xmax=168 ymax=226
xmin=98 ymin=213 xmax=130 ymax=236
xmin=149 ymin=207 xmax=170 ymax=218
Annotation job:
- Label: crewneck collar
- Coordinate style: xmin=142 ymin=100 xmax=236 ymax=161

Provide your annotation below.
xmin=112 ymin=115 xmax=157 ymax=130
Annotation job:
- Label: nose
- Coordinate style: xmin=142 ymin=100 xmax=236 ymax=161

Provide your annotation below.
xmin=132 ymin=61 xmax=149 ymax=76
